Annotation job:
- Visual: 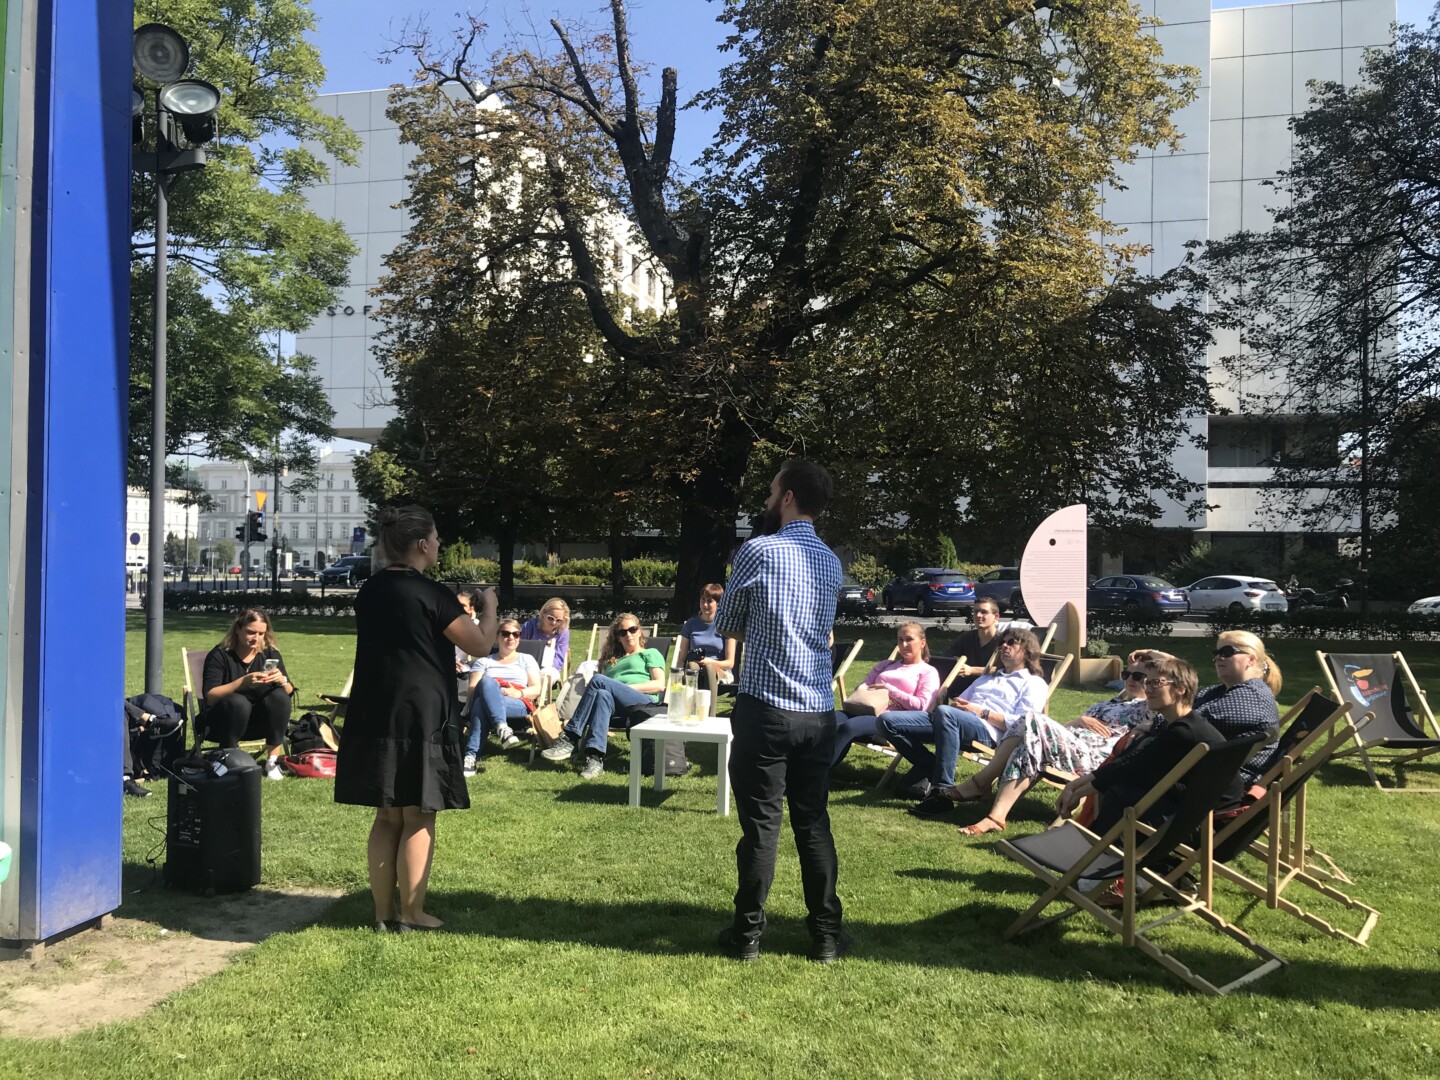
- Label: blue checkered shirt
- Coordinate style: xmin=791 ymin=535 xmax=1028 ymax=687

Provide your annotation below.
xmin=715 ymin=520 xmax=841 ymax=712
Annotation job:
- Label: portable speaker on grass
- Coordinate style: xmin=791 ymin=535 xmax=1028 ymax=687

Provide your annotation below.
xmin=165 ymin=748 xmax=262 ymax=895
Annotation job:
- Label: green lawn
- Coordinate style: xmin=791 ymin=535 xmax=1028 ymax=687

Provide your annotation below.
xmin=4 ymin=616 xmax=1439 ymax=1077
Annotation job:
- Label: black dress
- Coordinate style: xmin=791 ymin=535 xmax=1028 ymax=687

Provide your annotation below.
xmin=335 ymin=568 xmax=469 ymax=811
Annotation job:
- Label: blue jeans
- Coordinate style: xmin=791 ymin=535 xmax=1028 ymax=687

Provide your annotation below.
xmin=831 ymin=710 xmax=883 ymax=769
xmin=466 ymin=676 xmax=530 ymax=756
xmin=877 ymin=705 xmax=998 ymax=787
xmin=563 ymin=674 xmax=655 ymax=757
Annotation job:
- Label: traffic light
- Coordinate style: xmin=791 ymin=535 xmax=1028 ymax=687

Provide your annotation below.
xmin=246 ymin=511 xmax=267 ymax=543
xmin=235 ymin=523 xmax=246 ymax=542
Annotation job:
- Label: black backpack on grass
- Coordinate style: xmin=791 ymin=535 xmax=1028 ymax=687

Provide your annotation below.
xmin=124 ymin=693 xmax=185 ymax=778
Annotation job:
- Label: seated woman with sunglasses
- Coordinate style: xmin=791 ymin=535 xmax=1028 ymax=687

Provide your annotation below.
xmin=941 ymin=650 xmax=1166 ymax=836
xmin=1057 ymin=655 xmax=1237 ymax=836
xmin=1196 ymin=630 xmax=1282 ymax=787
xmin=540 ymin=614 xmax=666 ymax=779
xmin=461 ymin=619 xmax=542 ymax=776
xmin=520 ymin=597 xmax=571 ymax=681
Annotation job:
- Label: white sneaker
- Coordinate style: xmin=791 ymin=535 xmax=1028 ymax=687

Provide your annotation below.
xmin=263 ymin=757 xmax=285 ymax=781
xmin=462 ymin=753 xmax=479 ymax=778
xmin=496 ymin=725 xmax=521 ymax=750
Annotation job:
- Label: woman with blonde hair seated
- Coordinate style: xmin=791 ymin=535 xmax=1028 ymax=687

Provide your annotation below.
xmin=1197 ymin=628 xmax=1282 ymax=787
xmin=520 ymin=597 xmax=571 ymax=681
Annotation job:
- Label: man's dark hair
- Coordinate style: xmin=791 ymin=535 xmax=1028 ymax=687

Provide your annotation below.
xmin=775 ymin=459 xmax=834 ymax=518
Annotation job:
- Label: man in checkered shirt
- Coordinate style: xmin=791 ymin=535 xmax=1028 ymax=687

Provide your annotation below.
xmin=713 ymin=460 xmax=849 ymax=963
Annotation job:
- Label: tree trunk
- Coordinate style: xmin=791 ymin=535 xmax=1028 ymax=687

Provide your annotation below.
xmin=497 ymin=523 xmax=516 ymax=609
xmin=609 ymin=520 xmax=625 ymax=608
xmin=669 ymin=418 xmax=755 ymax=622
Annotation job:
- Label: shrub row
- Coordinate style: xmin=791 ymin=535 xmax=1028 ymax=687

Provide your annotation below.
xmin=433 ymin=557 xmax=679 ymax=588
xmin=1201 ymin=608 xmax=1440 ymax=641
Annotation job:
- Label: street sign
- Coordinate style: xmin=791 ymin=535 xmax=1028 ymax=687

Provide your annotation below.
xmin=129 ymin=532 xmax=141 ymax=545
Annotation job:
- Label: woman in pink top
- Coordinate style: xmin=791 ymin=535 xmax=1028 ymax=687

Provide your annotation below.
xmin=831 ymin=622 xmax=939 ymax=770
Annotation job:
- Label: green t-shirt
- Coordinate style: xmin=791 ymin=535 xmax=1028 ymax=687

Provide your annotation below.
xmin=605 ymin=648 xmax=666 ymax=701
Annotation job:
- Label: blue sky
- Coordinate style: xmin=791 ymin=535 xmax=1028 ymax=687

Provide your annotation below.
xmin=308 ymin=0 xmax=1433 ymax=165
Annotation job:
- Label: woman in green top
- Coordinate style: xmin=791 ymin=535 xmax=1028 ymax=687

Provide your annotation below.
xmin=541 ymin=613 xmax=666 ymax=779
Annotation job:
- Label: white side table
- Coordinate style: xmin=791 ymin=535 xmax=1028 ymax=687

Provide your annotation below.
xmin=628 ymin=715 xmax=734 ymax=816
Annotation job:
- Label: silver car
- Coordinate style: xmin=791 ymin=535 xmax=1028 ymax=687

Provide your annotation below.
xmin=1184 ymin=575 xmax=1289 ymax=615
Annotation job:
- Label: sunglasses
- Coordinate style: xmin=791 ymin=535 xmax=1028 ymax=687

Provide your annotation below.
xmin=542 ymin=613 xmax=562 ymax=622
xmin=619 ymin=626 xmax=641 ymax=636
xmin=1122 ymin=669 xmax=1145 ymax=682
xmin=1142 ymin=676 xmax=1174 ymax=689
xmin=998 ymin=638 xmax=1023 ymax=648
xmin=1212 ymin=645 xmax=1250 ymax=660
xmin=498 ymin=630 xmax=520 ymax=639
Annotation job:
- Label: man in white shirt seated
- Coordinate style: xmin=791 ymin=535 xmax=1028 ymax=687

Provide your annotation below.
xmin=877 ymin=628 xmax=1049 ymax=811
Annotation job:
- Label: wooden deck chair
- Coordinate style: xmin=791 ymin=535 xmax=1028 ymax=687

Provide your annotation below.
xmin=514 ymin=638 xmax=557 ymax=706
xmin=181 ymin=647 xmax=208 ymax=747
xmin=317 ymin=669 xmax=354 ymax=726
xmin=1188 ymin=692 xmax=1379 ymax=947
xmin=1317 ymin=649 xmax=1440 ymax=792
xmin=703 ymin=640 xmax=742 ymax=716
xmin=831 ymin=640 xmax=864 ymax=700
xmin=874 ymin=655 xmax=966 ymax=791
xmin=998 ymin=733 xmax=1283 ymax=996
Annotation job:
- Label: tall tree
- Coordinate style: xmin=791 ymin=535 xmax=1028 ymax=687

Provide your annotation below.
xmin=380 ymin=0 xmax=1198 ymax=616
xmin=1204 ymin=13 xmax=1440 ymax=589
xmin=130 ymin=0 xmax=357 ymax=487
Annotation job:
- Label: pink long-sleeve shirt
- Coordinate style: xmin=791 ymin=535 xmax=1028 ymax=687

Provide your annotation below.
xmin=862 ymin=659 xmax=940 ymax=712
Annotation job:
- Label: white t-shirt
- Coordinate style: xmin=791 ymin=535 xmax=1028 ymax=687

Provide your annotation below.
xmin=475 ymin=652 xmax=540 ymax=686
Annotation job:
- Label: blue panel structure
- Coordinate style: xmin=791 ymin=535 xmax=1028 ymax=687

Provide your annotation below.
xmin=12 ymin=0 xmax=131 ymax=941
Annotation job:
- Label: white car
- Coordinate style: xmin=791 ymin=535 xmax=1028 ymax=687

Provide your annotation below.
xmin=1184 ymin=575 xmax=1289 ymax=615
xmin=1408 ymin=596 xmax=1440 ymax=616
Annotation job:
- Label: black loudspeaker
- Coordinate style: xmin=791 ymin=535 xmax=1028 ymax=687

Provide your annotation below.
xmin=165 ymin=748 xmax=262 ymax=894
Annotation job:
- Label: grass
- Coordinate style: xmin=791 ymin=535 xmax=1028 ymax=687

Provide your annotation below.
xmin=3 ymin=616 xmax=1440 ymax=1076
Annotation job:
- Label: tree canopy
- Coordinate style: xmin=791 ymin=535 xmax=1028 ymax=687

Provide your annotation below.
xmin=370 ymin=0 xmax=1212 ymax=612
xmin=131 ymin=0 xmax=356 ymax=491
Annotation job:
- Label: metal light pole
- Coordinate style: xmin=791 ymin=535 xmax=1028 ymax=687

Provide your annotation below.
xmin=133 ymin=25 xmax=220 ymax=694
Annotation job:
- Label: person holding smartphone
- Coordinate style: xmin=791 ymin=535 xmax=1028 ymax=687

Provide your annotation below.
xmin=200 ymin=607 xmax=296 ymax=780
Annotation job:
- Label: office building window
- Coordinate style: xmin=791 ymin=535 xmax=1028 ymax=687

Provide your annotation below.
xmin=324 ymin=496 xmax=334 ymax=513
xmin=290 ymin=522 xmax=300 ymax=540
xmin=343 ymin=479 xmax=350 ymax=490
xmin=325 ymin=523 xmax=333 ymax=540
xmin=220 ymin=479 xmax=227 ymax=489
xmin=341 ymin=497 xmax=350 ymax=514
xmin=307 ymin=523 xmax=317 ymax=540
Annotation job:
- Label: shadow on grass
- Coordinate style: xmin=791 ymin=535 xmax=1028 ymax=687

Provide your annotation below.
xmin=116 ymin=861 xmax=340 ymax=945
xmin=313 ymin=887 xmax=1437 ymax=1008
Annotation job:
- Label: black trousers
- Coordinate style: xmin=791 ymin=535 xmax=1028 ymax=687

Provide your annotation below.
xmin=200 ymin=687 xmax=291 ymax=749
xmin=728 ymin=693 xmax=843 ymax=941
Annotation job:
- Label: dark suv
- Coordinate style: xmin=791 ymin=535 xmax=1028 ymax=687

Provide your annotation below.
xmin=972 ymin=566 xmax=1025 ymax=615
xmin=318 ymin=554 xmax=372 ymax=587
xmin=881 ymin=568 xmax=976 ymax=616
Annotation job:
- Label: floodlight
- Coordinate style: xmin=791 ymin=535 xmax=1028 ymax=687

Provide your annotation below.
xmin=133 ymin=23 xmax=189 ymax=83
xmin=160 ymin=80 xmax=220 ymax=143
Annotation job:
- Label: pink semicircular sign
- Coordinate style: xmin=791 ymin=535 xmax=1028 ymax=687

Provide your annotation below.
xmin=1020 ymin=505 xmax=1088 ymax=648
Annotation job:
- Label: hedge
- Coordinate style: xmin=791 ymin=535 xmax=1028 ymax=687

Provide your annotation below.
xmin=1201 ymin=608 xmax=1440 ymax=642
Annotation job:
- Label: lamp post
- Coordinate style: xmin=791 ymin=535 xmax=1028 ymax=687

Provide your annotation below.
xmin=133 ymin=24 xmax=221 ymax=695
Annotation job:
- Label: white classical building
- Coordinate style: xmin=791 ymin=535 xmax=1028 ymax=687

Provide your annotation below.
xmin=293 ymin=0 xmax=1394 ymax=563
xmin=123 ymin=487 xmax=193 ymax=569
xmin=192 ymin=448 xmax=372 ymax=570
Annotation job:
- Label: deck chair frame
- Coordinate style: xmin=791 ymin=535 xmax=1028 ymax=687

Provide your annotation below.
xmin=998 ymin=739 xmax=1284 ymax=996
xmin=831 ymin=640 xmax=864 ymax=700
xmin=1317 ymin=649 xmax=1440 ymax=792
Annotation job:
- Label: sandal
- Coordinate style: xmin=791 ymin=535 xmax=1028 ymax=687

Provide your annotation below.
xmin=957 ymin=815 xmax=1006 ymax=837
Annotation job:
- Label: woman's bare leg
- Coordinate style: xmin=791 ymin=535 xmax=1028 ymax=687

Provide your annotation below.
xmin=948 ymin=736 xmax=1020 ymax=800
xmin=368 ymin=808 xmax=403 ymax=921
xmin=986 ymin=775 xmax=1038 ymax=827
xmin=396 ymin=806 xmax=442 ymax=927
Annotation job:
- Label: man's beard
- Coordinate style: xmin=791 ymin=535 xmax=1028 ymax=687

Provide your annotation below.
xmin=751 ymin=506 xmax=781 ymax=537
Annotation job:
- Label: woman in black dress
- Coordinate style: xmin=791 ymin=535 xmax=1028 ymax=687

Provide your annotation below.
xmin=335 ymin=505 xmax=497 ymax=932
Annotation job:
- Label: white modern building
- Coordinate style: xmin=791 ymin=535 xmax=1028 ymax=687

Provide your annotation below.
xmin=295 ymin=1 xmax=1394 ymax=560
xmin=1095 ymin=0 xmax=1392 ymax=564
xmin=192 ymin=447 xmax=372 ymax=569
xmin=123 ymin=487 xmax=193 ymax=569
xmin=295 ymin=89 xmax=671 ymax=440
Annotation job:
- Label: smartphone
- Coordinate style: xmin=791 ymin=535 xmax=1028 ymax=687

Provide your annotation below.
xmin=263 ymin=659 xmax=280 ymax=673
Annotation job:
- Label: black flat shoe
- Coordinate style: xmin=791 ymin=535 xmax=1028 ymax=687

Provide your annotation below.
xmin=373 ymin=919 xmax=398 ymax=934
xmin=715 ymin=926 xmax=760 ymax=961
xmin=907 ymin=792 xmax=957 ymax=818
xmin=395 ymin=921 xmax=443 ymax=934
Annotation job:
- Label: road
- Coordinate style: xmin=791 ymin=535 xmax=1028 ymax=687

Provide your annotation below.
xmin=848 ymin=611 xmax=1217 ymax=639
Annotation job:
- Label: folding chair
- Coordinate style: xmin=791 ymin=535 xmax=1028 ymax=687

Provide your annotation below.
xmin=831 ymin=640 xmax=864 ymax=700
xmin=703 ymin=640 xmax=742 ymax=716
xmin=874 ymin=655 xmax=966 ymax=791
xmin=514 ymin=638 xmax=557 ymax=706
xmin=181 ymin=647 xmax=208 ymax=746
xmin=998 ymin=733 xmax=1283 ymax=996
xmin=1317 ymin=649 xmax=1440 ymax=792
xmin=1191 ymin=692 xmax=1379 ymax=947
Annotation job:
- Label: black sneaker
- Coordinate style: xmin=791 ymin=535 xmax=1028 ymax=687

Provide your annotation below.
xmin=123 ymin=778 xmax=151 ymax=798
xmin=715 ymin=926 xmax=760 ymax=961
xmin=907 ymin=792 xmax=957 ymax=818
xmin=809 ymin=929 xmax=853 ymax=964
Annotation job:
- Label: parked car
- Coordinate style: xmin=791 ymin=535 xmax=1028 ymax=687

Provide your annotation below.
xmin=1184 ymin=575 xmax=1289 ymax=615
xmin=836 ymin=574 xmax=878 ymax=616
xmin=292 ymin=566 xmax=317 ymax=579
xmin=881 ymin=568 xmax=975 ymax=616
xmin=1407 ymin=595 xmax=1440 ymax=616
xmin=318 ymin=555 xmax=372 ymax=587
xmin=973 ymin=566 xmax=1025 ymax=615
xmin=1087 ymin=575 xmax=1189 ymax=617
xmin=228 ymin=565 xmax=242 ymax=574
